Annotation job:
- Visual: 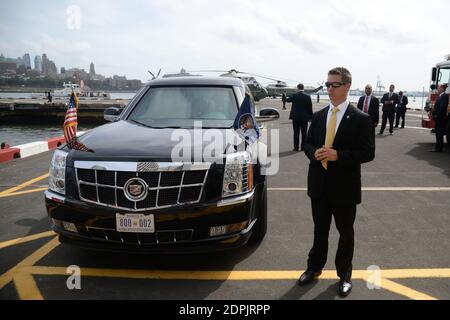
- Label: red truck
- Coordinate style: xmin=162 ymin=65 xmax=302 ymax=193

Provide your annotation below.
xmin=422 ymin=55 xmax=450 ymax=145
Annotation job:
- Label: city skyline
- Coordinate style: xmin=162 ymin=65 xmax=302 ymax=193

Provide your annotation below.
xmin=1 ymin=0 xmax=449 ymax=91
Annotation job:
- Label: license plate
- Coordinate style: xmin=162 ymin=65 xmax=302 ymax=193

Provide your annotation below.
xmin=115 ymin=214 xmax=155 ymax=233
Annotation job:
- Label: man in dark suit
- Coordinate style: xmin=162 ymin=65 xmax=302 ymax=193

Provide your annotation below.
xmin=281 ymin=91 xmax=287 ymax=110
xmin=287 ymin=84 xmax=313 ymax=151
xmin=357 ymin=84 xmax=380 ymax=128
xmin=430 ymin=84 xmax=449 ymax=152
xmin=395 ymin=91 xmax=409 ymax=129
xmin=379 ymin=84 xmax=399 ymax=135
xmin=298 ymin=67 xmax=375 ymax=297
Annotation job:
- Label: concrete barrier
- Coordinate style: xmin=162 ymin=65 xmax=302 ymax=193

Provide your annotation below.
xmin=47 ymin=136 xmax=66 ymax=149
xmin=0 ymin=130 xmax=90 ymax=163
xmin=16 ymin=141 xmax=49 ymax=158
xmin=0 ymin=147 xmax=21 ymax=163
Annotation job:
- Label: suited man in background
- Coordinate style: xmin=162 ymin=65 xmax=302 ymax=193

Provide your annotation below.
xmin=430 ymin=84 xmax=449 ymax=152
xmin=287 ymin=84 xmax=313 ymax=151
xmin=299 ymin=67 xmax=375 ymax=297
xmin=379 ymin=84 xmax=399 ymax=135
xmin=395 ymin=91 xmax=409 ymax=129
xmin=357 ymin=84 xmax=379 ymax=128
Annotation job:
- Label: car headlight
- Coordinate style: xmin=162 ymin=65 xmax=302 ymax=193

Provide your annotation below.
xmin=222 ymin=151 xmax=253 ymax=198
xmin=49 ymin=149 xmax=68 ymax=195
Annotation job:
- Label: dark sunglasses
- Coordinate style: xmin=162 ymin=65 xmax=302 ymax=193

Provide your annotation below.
xmin=325 ymin=82 xmax=346 ymax=88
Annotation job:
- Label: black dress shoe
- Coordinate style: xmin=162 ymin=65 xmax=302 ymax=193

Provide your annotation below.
xmin=293 ymin=148 xmax=299 ymax=152
xmin=338 ymin=279 xmax=352 ymax=297
xmin=297 ymin=270 xmax=322 ymax=286
xmin=377 ymin=132 xmax=383 ymax=135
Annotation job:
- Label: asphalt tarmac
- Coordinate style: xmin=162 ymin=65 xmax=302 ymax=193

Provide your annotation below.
xmin=1 ymin=98 xmax=449 ymax=300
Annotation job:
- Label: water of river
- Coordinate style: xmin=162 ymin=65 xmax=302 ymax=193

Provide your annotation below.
xmin=0 ymin=92 xmax=426 ymax=146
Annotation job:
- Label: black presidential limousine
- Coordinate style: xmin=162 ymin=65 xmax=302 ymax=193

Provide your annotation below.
xmin=45 ymin=76 xmax=279 ymax=252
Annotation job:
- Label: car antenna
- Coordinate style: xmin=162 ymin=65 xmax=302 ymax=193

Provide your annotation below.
xmin=148 ymin=69 xmax=162 ymax=80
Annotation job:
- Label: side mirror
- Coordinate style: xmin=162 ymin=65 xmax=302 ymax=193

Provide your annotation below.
xmin=104 ymin=106 xmax=122 ymax=122
xmin=431 ymin=68 xmax=437 ymax=81
xmin=256 ymin=108 xmax=280 ymax=122
xmin=430 ymin=84 xmax=436 ymax=91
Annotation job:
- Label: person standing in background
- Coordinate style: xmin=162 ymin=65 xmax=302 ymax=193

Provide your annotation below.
xmin=430 ymin=84 xmax=449 ymax=152
xmin=395 ymin=91 xmax=408 ymax=129
xmin=282 ymin=91 xmax=287 ymax=110
xmin=287 ymin=84 xmax=313 ymax=151
xmin=379 ymin=84 xmax=399 ymax=136
xmin=357 ymin=84 xmax=380 ymax=128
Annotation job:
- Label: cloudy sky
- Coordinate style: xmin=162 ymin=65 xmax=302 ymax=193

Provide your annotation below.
xmin=1 ymin=0 xmax=448 ymax=90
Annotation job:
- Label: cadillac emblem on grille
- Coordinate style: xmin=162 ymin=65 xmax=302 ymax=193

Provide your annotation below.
xmin=124 ymin=178 xmax=148 ymax=202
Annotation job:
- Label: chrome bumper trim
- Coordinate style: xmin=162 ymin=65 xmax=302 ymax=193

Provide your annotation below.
xmin=216 ymin=190 xmax=254 ymax=207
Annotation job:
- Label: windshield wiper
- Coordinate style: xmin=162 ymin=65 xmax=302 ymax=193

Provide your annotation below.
xmin=128 ymin=119 xmax=156 ymax=128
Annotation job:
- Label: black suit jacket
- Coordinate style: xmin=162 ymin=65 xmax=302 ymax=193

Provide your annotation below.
xmin=434 ymin=93 xmax=449 ymax=123
xmin=287 ymin=91 xmax=313 ymax=122
xmin=304 ymin=104 xmax=375 ymax=205
xmin=380 ymin=92 xmax=399 ymax=113
xmin=396 ymin=95 xmax=408 ymax=109
xmin=357 ymin=95 xmax=380 ymax=125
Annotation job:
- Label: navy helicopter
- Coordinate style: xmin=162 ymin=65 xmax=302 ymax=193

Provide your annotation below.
xmin=187 ymin=69 xmax=268 ymax=101
xmin=261 ymin=75 xmax=323 ymax=98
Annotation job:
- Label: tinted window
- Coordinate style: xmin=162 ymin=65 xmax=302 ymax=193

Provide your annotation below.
xmin=128 ymin=86 xmax=237 ymax=128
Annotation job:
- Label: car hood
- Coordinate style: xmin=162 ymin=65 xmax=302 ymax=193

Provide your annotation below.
xmin=71 ymin=120 xmax=241 ymax=160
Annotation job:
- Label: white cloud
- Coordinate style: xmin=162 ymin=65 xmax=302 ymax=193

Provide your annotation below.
xmin=2 ymin=0 xmax=449 ymax=89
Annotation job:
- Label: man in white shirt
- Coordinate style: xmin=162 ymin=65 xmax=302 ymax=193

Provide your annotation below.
xmin=299 ymin=67 xmax=375 ymax=298
xmin=357 ymin=84 xmax=380 ymax=128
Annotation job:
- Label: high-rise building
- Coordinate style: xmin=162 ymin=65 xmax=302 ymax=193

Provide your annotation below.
xmin=41 ymin=53 xmax=57 ymax=76
xmin=23 ymin=53 xmax=31 ymax=69
xmin=34 ymin=55 xmax=42 ymax=73
xmin=89 ymin=62 xmax=96 ymax=78
xmin=16 ymin=57 xmax=23 ymax=67
xmin=42 ymin=54 xmax=49 ymax=74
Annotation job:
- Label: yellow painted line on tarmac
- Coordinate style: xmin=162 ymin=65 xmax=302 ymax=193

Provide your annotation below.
xmin=377 ymin=268 xmax=450 ymax=278
xmin=375 ymin=278 xmax=437 ymax=300
xmin=25 ymin=267 xmax=450 ymax=281
xmin=22 ymin=267 xmax=446 ymax=300
xmin=0 ymin=173 xmax=49 ymax=196
xmin=0 ymin=236 xmax=59 ymax=290
xmin=13 ymin=269 xmax=43 ymax=300
xmin=0 ymin=231 xmax=55 ymax=250
xmin=269 ymin=187 xmax=450 ymax=192
xmin=0 ymin=187 xmax=47 ymax=198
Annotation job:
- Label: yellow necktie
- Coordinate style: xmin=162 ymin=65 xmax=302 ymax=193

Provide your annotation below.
xmin=322 ymin=107 xmax=339 ymax=170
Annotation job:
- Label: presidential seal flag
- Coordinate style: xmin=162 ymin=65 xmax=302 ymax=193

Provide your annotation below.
xmin=63 ymin=92 xmax=92 ymax=152
xmin=233 ymin=93 xmax=260 ymax=145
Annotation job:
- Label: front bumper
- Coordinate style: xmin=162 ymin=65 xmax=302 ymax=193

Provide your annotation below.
xmin=45 ymin=188 xmax=260 ymax=253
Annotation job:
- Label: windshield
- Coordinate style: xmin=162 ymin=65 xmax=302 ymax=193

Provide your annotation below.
xmin=437 ymin=67 xmax=450 ymax=87
xmin=127 ymin=86 xmax=238 ymax=128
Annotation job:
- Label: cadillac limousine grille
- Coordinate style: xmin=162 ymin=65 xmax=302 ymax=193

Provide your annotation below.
xmin=75 ymin=161 xmax=210 ymax=211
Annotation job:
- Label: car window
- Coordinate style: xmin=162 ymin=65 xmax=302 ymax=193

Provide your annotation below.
xmin=128 ymin=86 xmax=238 ymax=128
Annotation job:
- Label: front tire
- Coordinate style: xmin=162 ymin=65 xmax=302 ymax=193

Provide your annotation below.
xmin=251 ymin=183 xmax=267 ymax=242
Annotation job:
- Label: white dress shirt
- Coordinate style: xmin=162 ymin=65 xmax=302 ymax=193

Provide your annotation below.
xmin=326 ymin=100 xmax=349 ymax=134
